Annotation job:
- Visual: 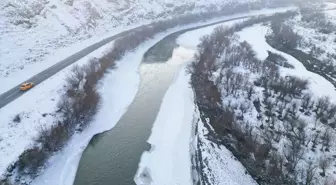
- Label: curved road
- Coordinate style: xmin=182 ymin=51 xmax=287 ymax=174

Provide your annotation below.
xmin=0 ymin=29 xmax=133 ymax=109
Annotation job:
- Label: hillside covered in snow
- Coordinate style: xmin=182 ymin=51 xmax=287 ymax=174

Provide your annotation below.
xmin=0 ymin=0 xmax=295 ymax=94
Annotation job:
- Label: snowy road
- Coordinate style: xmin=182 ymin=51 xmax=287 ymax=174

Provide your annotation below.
xmin=0 ymin=30 xmax=129 ymax=109
xmin=0 ymin=16 xmax=255 ymax=109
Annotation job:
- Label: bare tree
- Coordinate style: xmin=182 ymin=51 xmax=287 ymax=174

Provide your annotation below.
xmin=264 ymin=98 xmax=276 ymax=126
xmin=284 ymin=118 xmax=306 ymax=145
xmin=238 ymin=102 xmax=250 ymax=120
xmin=321 ymin=128 xmax=332 ymax=151
xmin=324 ymin=177 xmax=336 ymax=185
xmin=247 ymin=84 xmax=254 ymax=100
xmin=286 ymin=76 xmax=309 ymax=97
xmin=284 ymin=136 xmax=304 ymax=173
xmin=301 ymin=93 xmax=313 ymax=110
xmin=303 ymin=161 xmax=317 ymax=185
xmin=319 ymin=157 xmax=330 ymax=177
xmin=311 ymin=131 xmax=320 ymax=150
xmin=326 ymin=104 xmax=336 ymax=120
xmin=66 ymin=64 xmax=85 ymax=91
xmin=315 ymin=96 xmax=331 ymax=126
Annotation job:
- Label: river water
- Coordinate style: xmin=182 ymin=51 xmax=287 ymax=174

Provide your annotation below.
xmin=73 ymin=33 xmax=186 ymax=185
xmin=73 ymin=15 xmax=250 ymax=185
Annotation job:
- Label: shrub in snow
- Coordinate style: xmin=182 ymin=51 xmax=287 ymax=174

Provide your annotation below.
xmin=17 ymin=146 xmax=48 ymax=177
xmin=12 ymin=113 xmax=21 ymax=123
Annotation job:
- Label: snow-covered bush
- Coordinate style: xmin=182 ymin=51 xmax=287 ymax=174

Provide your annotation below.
xmin=5 ymin=0 xmax=47 ymax=27
xmin=12 ymin=114 xmax=21 ymax=123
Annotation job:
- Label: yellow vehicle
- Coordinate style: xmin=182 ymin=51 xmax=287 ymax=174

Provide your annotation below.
xmin=20 ymin=82 xmax=34 ymax=91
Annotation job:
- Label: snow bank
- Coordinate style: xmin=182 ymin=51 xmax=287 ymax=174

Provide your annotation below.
xmin=237 ymin=24 xmax=336 ymax=102
xmin=134 ymin=50 xmax=195 ymax=185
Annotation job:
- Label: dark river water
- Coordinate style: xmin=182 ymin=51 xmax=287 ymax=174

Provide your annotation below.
xmin=73 ymin=33 xmax=182 ymax=185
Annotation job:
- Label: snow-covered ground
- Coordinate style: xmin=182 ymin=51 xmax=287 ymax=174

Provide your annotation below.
xmin=0 ymin=5 xmax=295 ymax=95
xmin=0 ymin=0 xmax=264 ymax=94
xmin=0 ymin=41 xmax=115 ymax=178
xmin=236 ymin=24 xmax=336 ymax=184
xmin=285 ymin=13 xmax=336 ymax=64
xmin=238 ymin=24 xmax=336 ymax=102
xmin=197 ymin=119 xmax=258 ymax=185
xmin=326 ymin=9 xmax=336 ymax=24
xmin=324 ymin=1 xmax=336 ymax=9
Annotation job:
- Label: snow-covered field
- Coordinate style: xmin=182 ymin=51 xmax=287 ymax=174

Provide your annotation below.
xmin=238 ymin=24 xmax=336 ymax=102
xmin=0 ymin=0 xmax=265 ymax=94
xmin=229 ymin=24 xmax=336 ymax=184
xmin=286 ymin=13 xmax=336 ymax=64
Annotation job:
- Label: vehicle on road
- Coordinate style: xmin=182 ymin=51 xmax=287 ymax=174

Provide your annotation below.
xmin=20 ymin=82 xmax=34 ymax=91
